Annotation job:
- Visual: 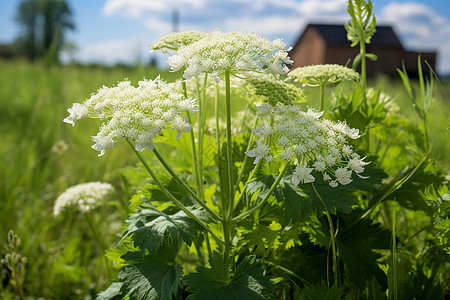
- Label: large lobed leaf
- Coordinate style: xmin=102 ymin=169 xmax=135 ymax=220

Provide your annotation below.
xmin=125 ymin=201 xmax=207 ymax=255
xmin=118 ymin=238 xmax=183 ymax=300
xmin=184 ymin=253 xmax=274 ymax=299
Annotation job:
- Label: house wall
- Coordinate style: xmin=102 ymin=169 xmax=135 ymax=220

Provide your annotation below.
xmin=290 ymin=27 xmax=326 ymax=69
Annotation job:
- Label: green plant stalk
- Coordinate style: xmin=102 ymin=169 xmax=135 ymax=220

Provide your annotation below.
xmin=83 ymin=212 xmax=111 ymax=282
xmin=234 ymin=116 xmax=258 ymax=193
xmin=232 ymin=162 xmax=290 ymax=223
xmin=127 ymin=140 xmax=224 ymax=246
xmin=182 ymin=72 xmax=203 ymax=196
xmin=152 ymin=147 xmax=222 ymax=222
xmin=319 ymin=83 xmax=326 ymax=111
xmin=233 ymin=158 xmax=262 ymax=212
xmin=215 ymin=82 xmax=227 ymax=219
xmin=390 ymin=200 xmax=398 ymax=300
xmin=312 ymin=183 xmax=338 ymax=286
xmin=196 ymin=73 xmax=209 ymax=202
xmin=224 ymin=71 xmax=235 ymax=219
xmin=265 ymin=260 xmax=311 ymax=287
xmin=221 ymin=70 xmax=235 ymax=251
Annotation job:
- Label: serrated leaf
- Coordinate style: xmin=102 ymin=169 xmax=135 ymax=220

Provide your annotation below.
xmin=294 ymin=281 xmax=343 ymax=300
xmin=96 ymin=282 xmax=123 ymax=300
xmin=337 ymin=217 xmax=391 ymax=287
xmin=125 ymin=202 xmax=207 ymax=255
xmin=184 ymin=253 xmax=274 ymax=299
xmin=242 ymin=223 xmax=282 ymax=257
xmin=119 ymin=238 xmax=183 ymax=300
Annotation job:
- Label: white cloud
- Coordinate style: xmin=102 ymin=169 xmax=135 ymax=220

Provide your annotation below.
xmin=101 ymin=0 xmax=349 ymax=47
xmin=84 ymin=0 xmax=450 ymax=74
xmin=379 ymin=1 xmax=450 ymax=74
xmin=63 ymin=36 xmax=155 ymax=65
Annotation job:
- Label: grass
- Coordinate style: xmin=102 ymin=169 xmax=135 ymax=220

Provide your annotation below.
xmin=0 ymin=60 xmax=448 ymax=298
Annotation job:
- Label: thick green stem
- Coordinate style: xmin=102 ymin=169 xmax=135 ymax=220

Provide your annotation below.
xmin=319 ymin=83 xmax=326 ymax=111
xmin=224 ymin=71 xmax=234 ymax=220
xmin=312 ymin=183 xmax=338 ymax=286
xmin=232 ymin=162 xmax=290 ymax=223
xmin=221 ymin=71 xmax=235 ymax=251
xmin=127 ymin=140 xmax=224 ymax=246
xmin=152 ymin=147 xmax=222 ymax=222
xmin=182 ymin=73 xmax=203 ymax=196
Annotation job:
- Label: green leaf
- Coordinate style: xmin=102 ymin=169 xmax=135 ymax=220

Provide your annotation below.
xmin=337 ymin=217 xmax=391 ymax=287
xmin=125 ymin=201 xmax=207 ymax=255
xmin=184 ymin=253 xmax=274 ymax=299
xmin=97 ymin=282 xmax=123 ymax=300
xmin=118 ymin=238 xmax=183 ymax=300
xmin=294 ymin=281 xmax=343 ymax=300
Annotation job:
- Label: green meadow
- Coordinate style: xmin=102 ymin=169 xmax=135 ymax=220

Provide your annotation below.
xmin=0 ymin=60 xmax=449 ymax=298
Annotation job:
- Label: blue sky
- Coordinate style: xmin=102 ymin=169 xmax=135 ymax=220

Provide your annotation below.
xmin=1 ymin=0 xmax=450 ymax=74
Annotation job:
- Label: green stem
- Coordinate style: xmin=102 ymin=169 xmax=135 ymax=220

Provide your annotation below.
xmin=319 ymin=83 xmax=326 ymax=111
xmin=311 ymin=183 xmax=338 ymax=286
xmin=233 ymin=159 xmax=262 ymax=211
xmin=224 ymin=71 xmax=234 ymax=220
xmin=232 ymin=162 xmax=290 ymax=223
xmin=152 ymin=147 xmax=222 ymax=222
xmin=234 ymin=116 xmax=258 ymax=192
xmin=265 ymin=261 xmax=311 ymax=287
xmin=127 ymin=140 xmax=224 ymax=246
xmin=215 ymin=83 xmax=227 ymax=219
xmin=84 ymin=212 xmax=111 ymax=282
xmin=182 ymin=72 xmax=202 ymax=196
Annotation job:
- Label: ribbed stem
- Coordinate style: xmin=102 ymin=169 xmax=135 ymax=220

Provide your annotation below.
xmin=152 ymin=147 xmax=222 ymax=222
xmin=127 ymin=140 xmax=224 ymax=246
xmin=232 ymin=162 xmax=290 ymax=223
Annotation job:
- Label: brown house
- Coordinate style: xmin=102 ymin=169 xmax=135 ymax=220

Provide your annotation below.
xmin=289 ymin=23 xmax=437 ymax=77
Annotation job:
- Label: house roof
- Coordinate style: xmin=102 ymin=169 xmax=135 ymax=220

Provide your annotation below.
xmin=303 ymin=23 xmax=404 ymax=49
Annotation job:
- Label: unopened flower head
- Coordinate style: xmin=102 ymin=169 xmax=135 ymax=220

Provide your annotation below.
xmin=247 ymin=74 xmax=306 ymax=106
xmin=168 ymin=31 xmax=293 ymax=81
xmin=64 ymin=77 xmax=198 ymax=156
xmin=287 ymin=64 xmax=359 ymax=86
xmin=54 ymin=182 xmax=114 ymax=216
xmin=151 ymin=31 xmax=208 ymax=53
xmin=246 ymin=104 xmax=368 ymax=187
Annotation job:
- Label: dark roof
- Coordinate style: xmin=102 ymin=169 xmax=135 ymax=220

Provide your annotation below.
xmin=306 ymin=23 xmax=403 ymax=49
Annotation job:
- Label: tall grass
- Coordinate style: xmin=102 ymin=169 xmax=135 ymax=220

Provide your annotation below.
xmin=0 ymin=60 xmax=175 ymax=298
xmin=0 ymin=60 xmax=448 ymax=298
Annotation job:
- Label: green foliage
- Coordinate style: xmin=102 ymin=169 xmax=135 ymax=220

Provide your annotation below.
xmin=184 ymin=253 xmax=274 ymax=299
xmin=294 ymin=281 xmax=343 ymax=300
xmin=125 ymin=199 xmax=207 ymax=255
xmin=117 ymin=238 xmax=184 ymax=300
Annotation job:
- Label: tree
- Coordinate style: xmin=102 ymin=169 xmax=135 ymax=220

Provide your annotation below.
xmin=15 ymin=0 xmax=75 ymax=62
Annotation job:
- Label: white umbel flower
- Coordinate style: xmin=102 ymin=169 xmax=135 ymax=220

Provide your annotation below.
xmin=246 ymin=104 xmax=368 ymax=187
xmin=54 ymin=182 xmax=114 ymax=216
xmin=64 ymin=77 xmax=198 ymax=156
xmin=168 ymin=31 xmax=293 ymax=81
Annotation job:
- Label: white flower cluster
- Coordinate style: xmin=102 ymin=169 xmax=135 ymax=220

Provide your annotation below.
xmin=64 ymin=77 xmax=198 ymax=156
xmin=246 ymin=104 xmax=369 ymax=187
xmin=168 ymin=31 xmax=293 ymax=82
xmin=54 ymin=182 xmax=114 ymax=216
xmin=151 ymin=31 xmax=207 ymax=53
xmin=288 ymin=64 xmax=359 ymax=86
xmin=247 ymin=74 xmax=305 ymax=106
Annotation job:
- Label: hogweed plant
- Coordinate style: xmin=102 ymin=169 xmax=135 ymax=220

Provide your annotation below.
xmin=61 ymin=1 xmax=449 ymax=298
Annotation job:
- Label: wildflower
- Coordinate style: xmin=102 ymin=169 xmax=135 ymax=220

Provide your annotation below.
xmin=246 ymin=104 xmax=368 ymax=187
xmin=151 ymin=31 xmax=208 ymax=53
xmin=64 ymin=77 xmax=197 ymax=156
xmin=246 ymin=140 xmax=272 ymax=164
xmin=246 ymin=74 xmax=305 ymax=106
xmin=292 ymin=166 xmax=315 ymax=187
xmin=54 ymin=182 xmax=114 ymax=216
xmin=287 ymin=64 xmax=359 ymax=86
xmin=168 ymin=31 xmax=293 ymax=81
